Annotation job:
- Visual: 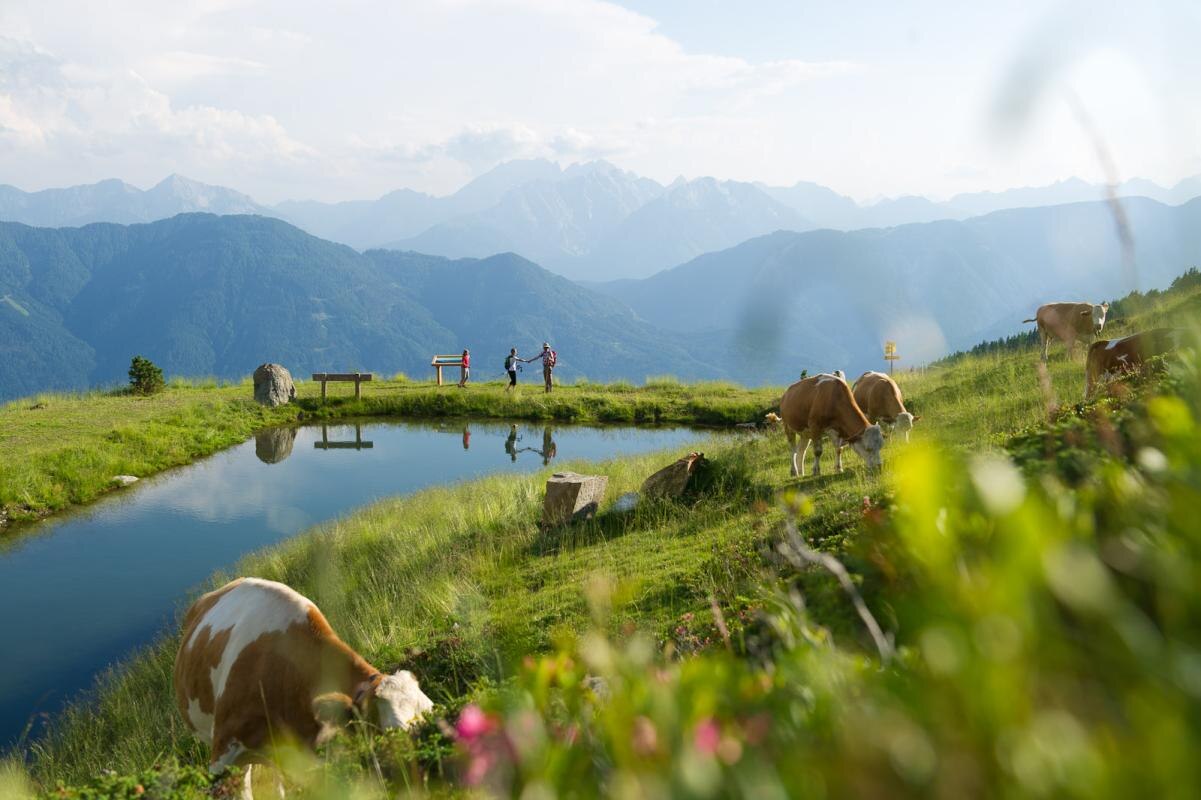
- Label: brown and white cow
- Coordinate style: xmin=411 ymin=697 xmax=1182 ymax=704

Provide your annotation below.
xmin=1024 ymin=302 xmax=1110 ymax=361
xmin=1084 ymin=328 xmax=1181 ymax=400
xmin=174 ymin=578 xmax=433 ymax=783
xmin=852 ymin=371 xmax=917 ymax=442
xmin=770 ymin=373 xmax=884 ymax=477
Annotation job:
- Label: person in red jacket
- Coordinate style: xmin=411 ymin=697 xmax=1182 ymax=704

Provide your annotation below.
xmin=458 ymin=348 xmax=471 ymax=388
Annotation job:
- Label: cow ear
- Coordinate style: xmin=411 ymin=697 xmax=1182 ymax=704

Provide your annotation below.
xmin=312 ymin=692 xmax=354 ymax=725
xmin=1102 ymin=302 xmax=1109 ymax=310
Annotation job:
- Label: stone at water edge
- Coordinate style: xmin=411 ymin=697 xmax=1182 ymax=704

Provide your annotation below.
xmin=543 ymin=472 xmax=609 ymax=526
xmin=255 ymin=427 xmax=298 ymax=464
xmin=112 ymin=475 xmax=139 ymax=486
xmin=253 ymin=363 xmax=296 ymax=407
xmin=640 ymin=452 xmax=706 ymax=499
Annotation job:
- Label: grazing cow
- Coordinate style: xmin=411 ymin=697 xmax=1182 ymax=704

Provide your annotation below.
xmin=772 ymin=373 xmax=884 ymax=477
xmin=1024 ymin=302 xmax=1109 ymax=361
xmin=174 ymin=578 xmax=433 ymax=789
xmin=1084 ymin=328 xmax=1181 ymax=400
xmin=852 ymin=371 xmax=918 ymax=442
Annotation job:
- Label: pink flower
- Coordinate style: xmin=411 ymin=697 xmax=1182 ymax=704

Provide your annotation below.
xmin=693 ymin=718 xmax=721 ymax=755
xmin=456 ymin=704 xmax=494 ymax=741
xmin=632 ymin=716 xmax=659 ymax=757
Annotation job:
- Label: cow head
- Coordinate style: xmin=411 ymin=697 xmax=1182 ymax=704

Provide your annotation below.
xmin=895 ymin=411 xmax=915 ymax=442
xmin=1082 ymin=302 xmax=1109 ymax=334
xmin=848 ymin=424 xmax=884 ymax=471
xmin=371 ymin=670 xmax=434 ymax=730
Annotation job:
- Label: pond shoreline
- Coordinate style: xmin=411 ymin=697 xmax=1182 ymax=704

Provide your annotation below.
xmin=1 ymin=379 xmax=779 ymax=530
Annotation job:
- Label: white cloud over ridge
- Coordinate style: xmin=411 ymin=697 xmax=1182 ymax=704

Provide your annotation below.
xmin=0 ymin=0 xmax=1195 ymax=204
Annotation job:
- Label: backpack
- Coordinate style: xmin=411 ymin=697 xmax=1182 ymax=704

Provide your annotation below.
xmin=547 ymin=350 xmax=557 ymax=368
xmin=505 ymin=355 xmax=516 ymax=371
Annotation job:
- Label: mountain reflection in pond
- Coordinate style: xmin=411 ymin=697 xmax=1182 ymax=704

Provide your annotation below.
xmin=0 ymin=419 xmax=712 ymax=748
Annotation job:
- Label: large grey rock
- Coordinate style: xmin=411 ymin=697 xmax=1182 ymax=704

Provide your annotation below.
xmin=543 ymin=472 xmax=608 ymax=526
xmin=255 ymin=427 xmax=297 ymax=464
xmin=253 ymin=363 xmax=296 ymax=407
xmin=641 ymin=452 xmax=706 ymax=499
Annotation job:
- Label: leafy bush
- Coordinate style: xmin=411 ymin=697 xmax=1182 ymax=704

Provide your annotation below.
xmin=127 ymin=356 xmax=164 ymax=396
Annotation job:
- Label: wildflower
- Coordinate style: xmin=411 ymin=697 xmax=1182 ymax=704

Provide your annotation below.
xmin=456 ymin=704 xmax=495 ymax=742
xmin=632 ymin=716 xmax=660 ymax=757
xmin=693 ymin=718 xmax=721 ymax=755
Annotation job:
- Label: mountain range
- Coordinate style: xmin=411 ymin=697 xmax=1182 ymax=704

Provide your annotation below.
xmin=3 ymin=197 xmax=1199 ymax=400
xmin=596 ymin=196 xmax=1201 ymax=384
xmin=4 ymin=163 xmax=1199 ymax=283
xmin=0 ymin=214 xmax=715 ymax=401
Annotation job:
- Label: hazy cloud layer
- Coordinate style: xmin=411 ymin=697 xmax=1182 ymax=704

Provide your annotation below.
xmin=0 ymin=0 xmax=1196 ymax=203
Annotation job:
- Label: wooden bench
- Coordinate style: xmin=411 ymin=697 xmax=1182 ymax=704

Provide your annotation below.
xmin=311 ymin=372 xmax=373 ymax=401
xmin=430 ymin=354 xmax=466 ymax=386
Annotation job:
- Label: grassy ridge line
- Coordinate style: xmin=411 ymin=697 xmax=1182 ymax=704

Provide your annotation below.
xmin=0 ymin=379 xmax=779 ymax=526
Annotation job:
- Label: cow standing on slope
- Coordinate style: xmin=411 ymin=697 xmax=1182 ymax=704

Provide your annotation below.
xmin=1024 ymin=302 xmax=1110 ymax=361
xmin=852 ymin=371 xmax=918 ymax=442
xmin=174 ymin=578 xmax=433 ymax=795
xmin=767 ymin=373 xmax=884 ymax=477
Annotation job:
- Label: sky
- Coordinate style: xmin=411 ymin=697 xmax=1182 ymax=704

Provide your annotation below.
xmin=0 ymin=0 xmax=1197 ymax=204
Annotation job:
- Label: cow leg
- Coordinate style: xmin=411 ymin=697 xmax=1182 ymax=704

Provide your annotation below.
xmin=812 ymin=436 xmax=823 ymax=477
xmin=833 ymin=437 xmax=844 ymax=473
xmin=786 ymin=429 xmax=799 ymax=476
xmin=797 ymin=437 xmax=811 ymax=478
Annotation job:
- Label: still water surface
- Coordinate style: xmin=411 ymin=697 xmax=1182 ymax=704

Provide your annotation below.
xmin=0 ymin=419 xmax=708 ymax=747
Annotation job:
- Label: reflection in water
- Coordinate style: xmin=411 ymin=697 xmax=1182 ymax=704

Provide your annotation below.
xmin=255 ymin=427 xmax=297 ymax=464
xmin=501 ymin=424 xmax=557 ymax=464
xmin=463 ymin=425 xmax=471 ymax=450
xmin=313 ymin=424 xmax=374 ymax=450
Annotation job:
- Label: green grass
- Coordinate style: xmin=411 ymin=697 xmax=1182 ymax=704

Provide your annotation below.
xmin=0 ymin=380 xmax=779 ymax=527
xmin=10 ymin=277 xmax=1201 ymax=797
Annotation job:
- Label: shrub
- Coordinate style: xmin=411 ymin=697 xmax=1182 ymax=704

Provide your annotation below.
xmin=127 ymin=356 xmax=165 ymax=396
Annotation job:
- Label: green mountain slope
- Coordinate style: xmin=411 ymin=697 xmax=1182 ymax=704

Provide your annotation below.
xmin=0 ymin=215 xmax=722 ymax=399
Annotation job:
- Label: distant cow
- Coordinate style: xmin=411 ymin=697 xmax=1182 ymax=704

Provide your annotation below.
xmin=852 ymin=371 xmax=917 ymax=442
xmin=771 ymin=373 xmax=884 ymax=477
xmin=1084 ymin=328 xmax=1181 ymax=400
xmin=174 ymin=578 xmax=433 ymax=785
xmin=1024 ymin=302 xmax=1109 ymax=361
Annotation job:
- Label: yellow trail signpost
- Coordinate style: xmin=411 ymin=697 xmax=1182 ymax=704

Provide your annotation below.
xmin=883 ymin=340 xmax=900 ymax=375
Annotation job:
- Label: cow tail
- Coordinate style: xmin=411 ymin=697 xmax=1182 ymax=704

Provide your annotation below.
xmin=1022 ymin=317 xmax=1036 ymax=324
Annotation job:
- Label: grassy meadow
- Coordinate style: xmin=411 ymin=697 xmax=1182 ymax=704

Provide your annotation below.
xmin=4 ymin=274 xmax=1201 ymax=798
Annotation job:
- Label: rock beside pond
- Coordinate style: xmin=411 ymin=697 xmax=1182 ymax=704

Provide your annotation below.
xmin=543 ymin=472 xmax=608 ymax=527
xmin=112 ymin=475 xmax=139 ymax=487
xmin=641 ymin=452 xmax=706 ymax=499
xmin=253 ymin=363 xmax=296 ymax=407
xmin=255 ymin=427 xmax=297 ymax=464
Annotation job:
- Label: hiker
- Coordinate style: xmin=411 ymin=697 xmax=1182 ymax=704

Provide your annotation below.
xmin=538 ymin=342 xmax=557 ymax=393
xmin=458 ymin=349 xmax=470 ymax=388
xmin=504 ymin=347 xmax=526 ymax=391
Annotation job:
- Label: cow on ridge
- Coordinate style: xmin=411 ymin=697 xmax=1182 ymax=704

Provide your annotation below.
xmin=768 ymin=373 xmax=884 ymax=477
xmin=174 ymin=578 xmax=433 ymax=793
xmin=1084 ymin=328 xmax=1181 ymax=400
xmin=1024 ymin=302 xmax=1109 ymax=361
xmin=852 ymin=371 xmax=918 ymax=442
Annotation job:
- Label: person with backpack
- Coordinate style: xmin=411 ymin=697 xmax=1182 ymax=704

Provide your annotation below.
xmin=458 ymin=348 xmax=471 ymax=388
xmin=504 ymin=347 xmax=527 ymax=391
xmin=538 ymin=342 xmax=557 ymax=393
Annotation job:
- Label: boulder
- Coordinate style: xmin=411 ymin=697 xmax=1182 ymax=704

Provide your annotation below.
xmin=112 ymin=475 xmax=139 ymax=487
xmin=255 ymin=426 xmax=297 ymax=464
xmin=543 ymin=472 xmax=608 ymax=526
xmin=641 ymin=452 xmax=706 ymax=499
xmin=253 ymin=363 xmax=296 ymax=407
